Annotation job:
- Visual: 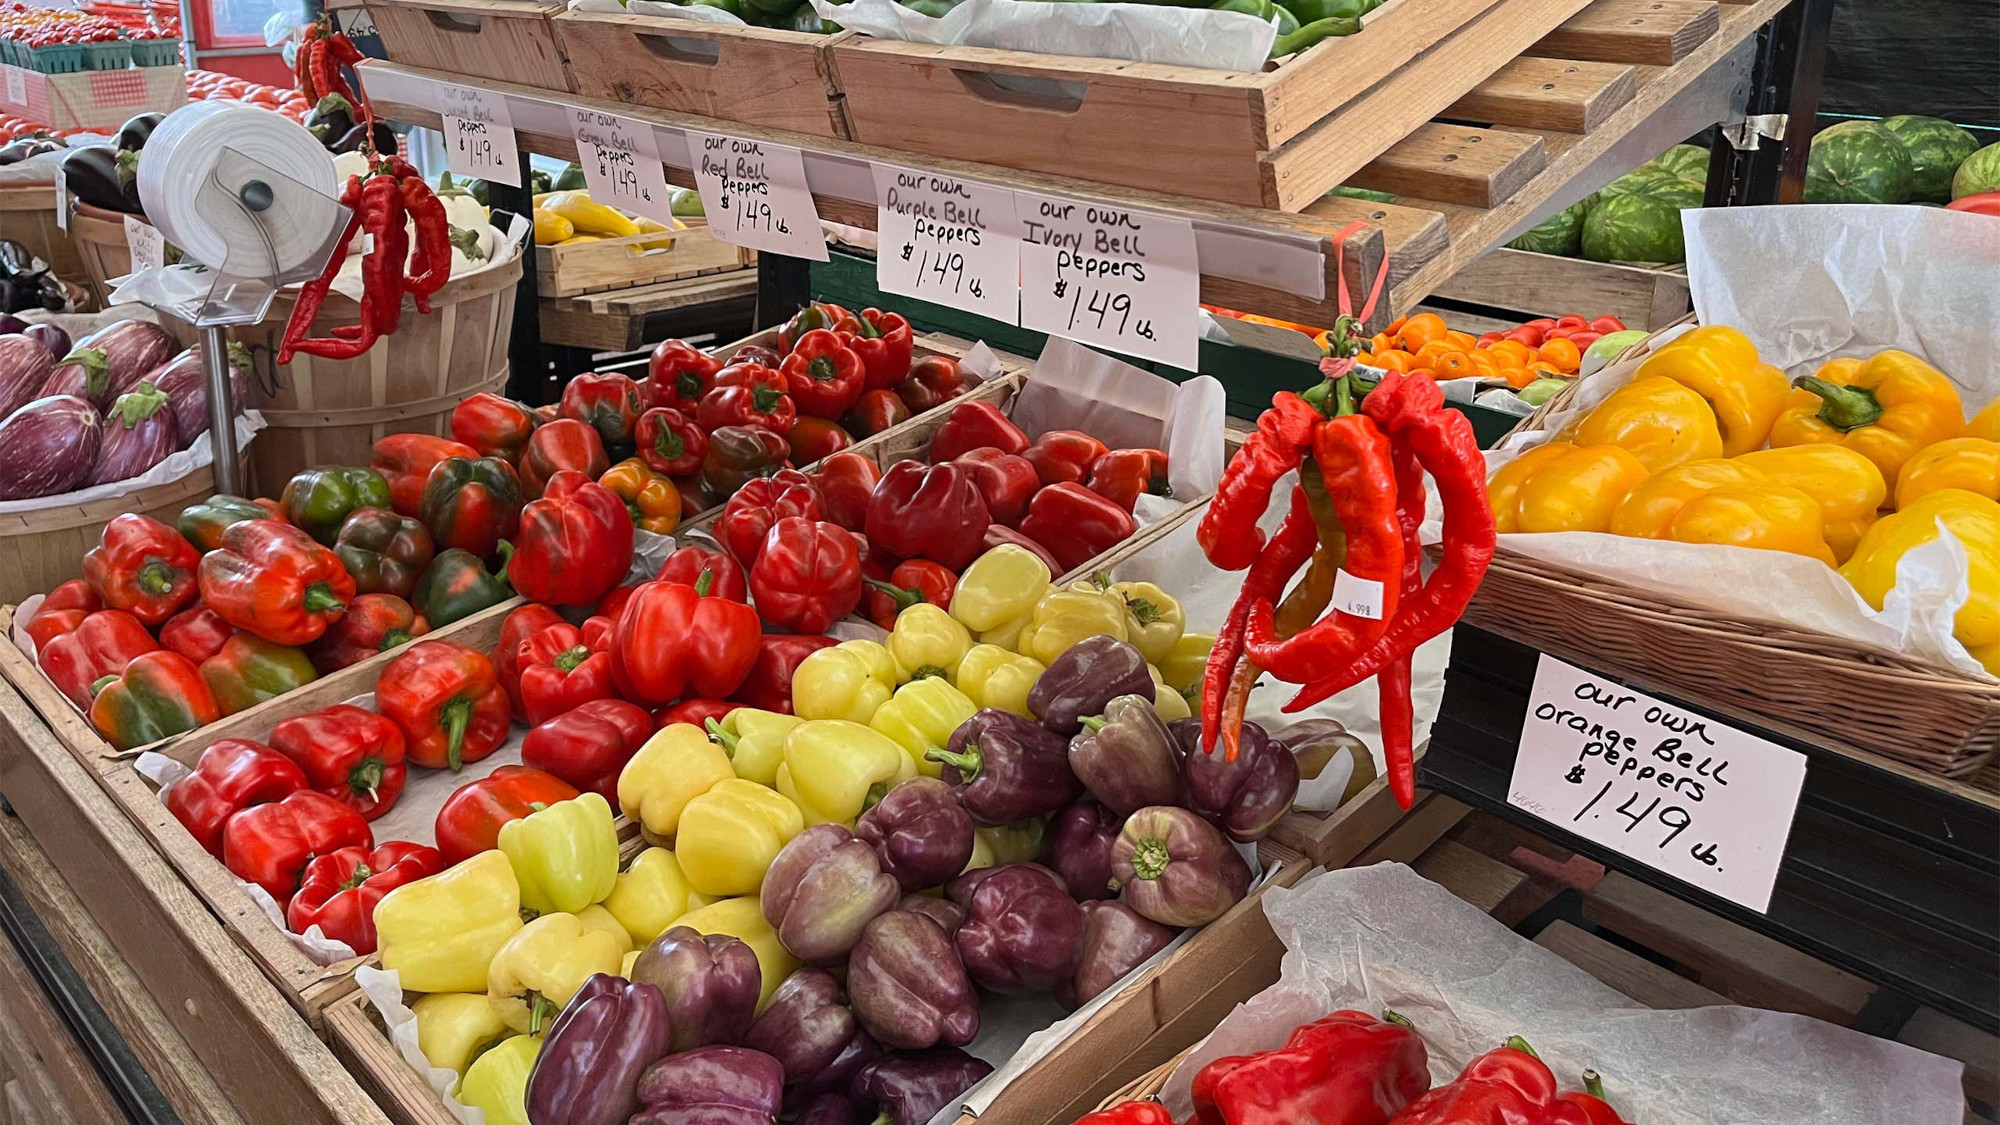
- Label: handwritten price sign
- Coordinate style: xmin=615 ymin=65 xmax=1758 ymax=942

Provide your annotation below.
xmin=873 ymin=165 xmax=1020 ymax=324
xmin=691 ymin=132 xmax=827 ymax=261
xmin=442 ymin=86 xmax=519 ymax=187
xmin=1017 ymin=193 xmax=1198 ymax=369
xmin=572 ymin=110 xmax=674 ymax=227
xmin=1508 ymin=655 xmax=1808 ymax=912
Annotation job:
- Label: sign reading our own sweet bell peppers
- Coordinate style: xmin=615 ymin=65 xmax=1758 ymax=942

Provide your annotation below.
xmin=442 ymin=85 xmax=521 ymax=188
xmin=1017 ymin=193 xmax=1199 ymax=370
xmin=690 ymin=132 xmax=828 ymax=262
xmin=873 ymin=165 xmax=1022 ymax=326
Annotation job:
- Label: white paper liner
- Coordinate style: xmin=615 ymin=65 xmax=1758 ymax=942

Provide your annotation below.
xmin=1160 ymin=863 xmax=1965 ymax=1125
xmin=805 ymin=0 xmax=1276 ymax=71
xmin=0 ymin=411 xmax=264 ymax=515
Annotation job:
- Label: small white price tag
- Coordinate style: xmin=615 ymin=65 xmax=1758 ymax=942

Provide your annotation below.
xmin=1331 ymin=568 xmax=1385 ymax=620
xmin=441 ymin=86 xmax=520 ymax=188
xmin=873 ymin=164 xmax=1021 ymax=324
xmin=690 ymin=131 xmax=827 ymax=262
xmin=3 ymin=65 xmax=26 ymax=106
xmin=1509 ymin=654 xmax=1808 ymax=912
xmin=53 ymin=168 xmax=69 ymax=233
xmin=1017 ymin=193 xmax=1199 ymax=369
xmin=124 ymin=215 xmax=164 ymax=274
xmin=571 ymin=109 xmax=675 ymax=227
xmin=338 ymin=7 xmax=376 ymax=35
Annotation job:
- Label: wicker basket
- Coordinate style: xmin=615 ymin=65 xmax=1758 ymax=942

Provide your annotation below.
xmin=0 ymin=180 xmax=90 ymax=304
xmin=67 ymin=200 xmax=136 ymax=311
xmin=1087 ymin=1045 xmax=1196 ymax=1115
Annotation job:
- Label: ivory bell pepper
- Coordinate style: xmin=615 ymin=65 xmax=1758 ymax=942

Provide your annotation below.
xmin=377 ymin=641 xmax=512 ymax=771
xmin=886 ymin=603 xmax=973 ymax=684
xmin=1631 ymin=325 xmax=1791 ymax=456
xmin=671 ymin=896 xmax=801 ymax=1008
xmin=1569 ymin=376 xmax=1725 ymax=472
xmin=871 ymin=679 xmax=978 ymax=780
xmin=333 ymin=507 xmax=435 ymax=599
xmin=412 ymin=992 xmax=512 ymax=1078
xmin=750 ymin=517 xmax=864 ymax=635
xmin=575 ymin=903 xmax=635 ymax=955
xmin=436 ymin=766 xmax=582 ymax=866
xmin=82 ymin=514 xmax=200 ymax=626
xmin=1018 ymin=482 xmax=1137 ymax=573
xmin=197 ymin=520 xmax=356 ymax=646
xmin=178 ymin=494 xmax=280 ymax=553
xmin=270 ymin=703 xmax=407 ymax=820
xmin=610 ymin=579 xmax=762 ymax=705
xmin=281 ymin=466 xmax=393 ymax=545
xmin=376 ymin=850 xmax=526 ymax=993
xmin=199 ymin=632 xmax=319 ymax=716
xmin=705 ymin=708 xmax=801 ymax=787
xmin=1737 ymin=444 xmax=1887 ymax=562
xmin=1016 ymin=585 xmax=1129 ymax=667
xmin=499 ymin=791 xmax=620 ymax=917
xmin=1771 ymin=350 xmax=1966 ymax=481
xmin=89 ymin=651 xmax=221 ymax=750
xmin=600 ymin=458 xmax=683 ymax=535
xmin=1894 ymin=436 xmax=2000 ymax=509
xmin=603 ymin=847 xmax=714 ymax=946
xmin=162 ymin=738 xmax=307 ymax=857
xmin=955 ymin=645 xmax=1044 ymax=718
xmin=619 ymin=723 xmax=736 ymax=840
xmin=286 ymin=841 xmax=444 ymax=954
xmin=39 ymin=609 xmax=157 ymax=710
xmin=451 ymin=391 xmax=541 ymax=463
xmin=489 ymin=912 xmax=625 ymax=1033
xmin=867 ymin=461 xmax=993 ymax=572
xmin=792 ymin=640 xmax=899 ymax=724
xmin=522 ymin=699 xmax=652 ymax=801
xmin=222 ymin=789 xmax=373 ymax=906
xmin=1842 ymin=489 xmax=2000 ymax=673
xmin=458 ymin=1034 xmax=540 ymax=1125
xmin=778 ymin=720 xmax=917 ymax=826
xmin=1487 ymin=442 xmax=1651 ymax=533
xmin=676 ymin=779 xmax=807 ymax=896
xmin=1103 ymin=579 xmax=1184 ymax=665
xmin=1158 ymin=632 xmax=1216 ymax=697
xmin=510 ymin=470 xmax=634 ymax=608
xmin=419 ymin=456 xmax=524 ymax=558
xmin=414 ymin=546 xmax=514 ymax=629
xmin=372 ymin=433 xmax=481 ymax=517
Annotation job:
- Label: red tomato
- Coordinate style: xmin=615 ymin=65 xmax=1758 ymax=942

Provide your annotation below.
xmin=1555 ymin=314 xmax=1588 ymax=330
xmin=1504 ymin=327 xmax=1544 ymax=347
xmin=1543 ymin=326 xmax=1576 ymax=340
xmin=1589 ymin=316 xmax=1628 ymax=335
xmin=1524 ymin=318 xmax=1556 ymax=331
xmin=1568 ymin=331 xmax=1603 ymax=350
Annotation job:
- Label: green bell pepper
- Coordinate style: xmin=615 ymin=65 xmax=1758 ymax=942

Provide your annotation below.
xmin=552 ymin=163 xmax=584 ymax=192
xmin=899 ymin=0 xmax=960 ymax=16
xmin=177 ymin=494 xmax=274 ymax=553
xmin=786 ymin=2 xmax=838 ymax=31
xmin=1270 ymin=13 xmax=1357 ymax=55
xmin=1212 ymin=0 xmax=1298 ymax=33
xmin=418 ymin=456 xmax=523 ymax=560
xmin=281 ymin=466 xmax=393 ymax=546
xmin=414 ymin=545 xmax=515 ymax=628
xmin=1277 ymin=0 xmax=1361 ymax=23
xmin=198 ymin=633 xmax=319 ymax=716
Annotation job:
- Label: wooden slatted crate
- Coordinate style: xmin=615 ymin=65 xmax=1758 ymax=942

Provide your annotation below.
xmin=552 ymin=14 xmax=850 ymax=137
xmin=1434 ymin=247 xmax=1693 ymax=330
xmin=535 ymin=220 xmax=753 ymax=298
xmin=366 ymin=0 xmax=572 ymax=93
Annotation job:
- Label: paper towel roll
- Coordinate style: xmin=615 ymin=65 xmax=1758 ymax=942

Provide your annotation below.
xmin=138 ymin=102 xmax=341 ymax=279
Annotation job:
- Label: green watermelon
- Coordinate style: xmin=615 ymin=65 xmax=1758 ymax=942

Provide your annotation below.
xmin=1880 ymin=115 xmax=1980 ymax=202
xmin=1804 ymin=121 xmax=1915 ymax=204
xmin=1507 ymin=197 xmax=1590 ymax=256
xmin=1581 ymin=193 xmax=1684 ymax=264
xmin=1596 ymin=169 xmax=1674 ymax=204
xmin=1645 ymin=143 xmax=1710 ymax=185
xmin=1634 ymin=174 xmax=1703 ymax=209
xmin=1953 ymin=142 xmax=2000 ymax=199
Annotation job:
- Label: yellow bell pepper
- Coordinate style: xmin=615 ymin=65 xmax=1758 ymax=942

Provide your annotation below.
xmin=1631 ymin=326 xmax=1791 ymax=456
xmin=620 ymin=949 xmax=640 ymax=978
xmin=540 ymin=190 xmax=641 ymax=238
xmin=1488 ymin=442 xmax=1651 ymax=533
xmin=602 ymin=848 xmax=713 ymax=946
xmin=1158 ymin=633 xmax=1215 ymax=696
xmin=1736 ymin=444 xmax=1887 ymax=562
xmin=1147 ymin=665 xmax=1192 ymax=721
xmin=1016 ymin=586 xmax=1129 ymax=667
xmin=1568 ymin=376 xmax=1725 ymax=472
xmin=377 ymin=851 xmax=524 ymax=993
xmin=1610 ymin=459 xmax=1766 ymax=538
xmin=1895 ymin=437 xmax=2000 ymax=509
xmin=1770 ymin=350 xmax=1966 ymax=482
xmin=531 ymin=208 xmax=573 ymax=245
xmin=1102 ymin=579 xmax=1185 ymax=665
xmin=955 ymin=644 xmax=1044 ymax=718
xmin=619 ymin=723 xmax=734 ymax=840
xmin=871 ymin=678 xmax=978 ymax=778
xmin=979 ymin=614 xmax=1032 ymax=653
xmin=886 ymin=603 xmax=974 ymax=684
xmin=792 ymin=640 xmax=899 ymax=724
xmin=1842 ymin=489 xmax=2000 ymax=673
xmin=675 ymin=779 xmax=805 ymax=896
xmin=950 ymin=544 xmax=1053 ymax=632
xmin=487 ymin=913 xmax=624 ymax=1034
xmin=412 ymin=992 xmax=511 ymax=1078
xmin=457 ymin=1034 xmax=540 ymax=1125
xmin=776 ymin=720 xmax=915 ymax=826
xmin=499 ymin=792 xmax=619 ymax=917
xmin=574 ymin=904 xmax=634 ymax=954
xmin=599 ymin=459 xmax=682 ymax=534
xmin=672 ymin=896 xmax=801 ymax=1009
xmin=705 ymin=707 xmax=800 ymax=787
xmin=1969 ymin=400 xmax=2000 ymax=443
xmin=1667 ymin=483 xmax=1836 ymax=565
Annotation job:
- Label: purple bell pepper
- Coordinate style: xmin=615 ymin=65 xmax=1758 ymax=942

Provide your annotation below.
xmin=1110 ymin=806 xmax=1252 ymax=927
xmin=761 ymin=823 xmax=901 ymax=964
xmin=949 ymin=862 xmax=1084 ymax=993
xmin=524 ymin=973 xmax=671 ymax=1125
xmin=896 ymin=893 xmax=965 ymax=938
xmin=1056 ymin=899 xmax=1177 ymax=1010
xmin=1068 ymin=693 xmax=1180 ymax=815
xmin=630 ymin=926 xmax=762 ymax=1053
xmin=793 ymin=1093 xmax=864 ymax=1125
xmin=630 ymin=1045 xmax=784 ymax=1125
xmin=740 ymin=968 xmax=877 ymax=1097
xmin=1026 ymin=635 xmax=1152 ymax=736
xmin=854 ymin=776 xmax=975 ymax=892
xmin=847 ymin=909 xmax=980 ymax=1051
xmin=850 ymin=1048 xmax=995 ymax=1125
xmin=1044 ymin=799 xmax=1123 ymax=901
xmin=1168 ymin=716 xmax=1299 ymax=842
xmin=931 ymin=708 xmax=1080 ymax=825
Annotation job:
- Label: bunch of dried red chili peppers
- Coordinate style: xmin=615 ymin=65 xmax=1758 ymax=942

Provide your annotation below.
xmin=279 ymin=153 xmax=453 ymax=363
xmin=295 ymin=19 xmax=367 ymax=117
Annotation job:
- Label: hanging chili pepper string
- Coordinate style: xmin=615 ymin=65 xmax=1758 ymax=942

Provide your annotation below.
xmin=278 ymin=174 xmax=364 ymax=364
xmin=1378 ymin=430 xmax=1427 ymax=809
xmin=1201 ymin=484 xmax=1321 ymax=756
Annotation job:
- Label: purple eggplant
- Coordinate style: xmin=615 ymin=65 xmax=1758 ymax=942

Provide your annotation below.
xmin=931 ymin=708 xmax=1080 ymax=825
xmin=1168 ymin=717 xmax=1299 ymax=842
xmin=0 ymin=314 xmax=22 ymax=336
xmin=761 ymin=824 xmax=901 ymax=965
xmin=1027 ymin=636 xmax=1153 ymax=736
xmin=850 ymin=1049 xmax=994 ymax=1125
xmin=88 ymin=381 xmax=178 ymax=485
xmin=524 ymin=973 xmax=672 ymax=1125
xmin=1069 ymin=694 xmax=1180 ymax=815
xmin=21 ymin=322 xmax=69 ymax=360
xmin=741 ymin=968 xmax=877 ymax=1097
xmin=854 ymin=776 xmax=976 ymax=892
xmin=1045 ymin=800 xmax=1123 ymax=901
xmin=631 ymin=1045 xmax=784 ymax=1125
xmin=0 ymin=395 xmax=100 ymax=500
xmin=792 ymin=1094 xmax=864 ymax=1125
xmin=43 ymin=320 xmax=175 ymax=409
xmin=630 ymin=926 xmax=761 ymax=1053
xmin=1110 ymin=806 xmax=1251 ymax=927
xmin=140 ymin=344 xmax=250 ymax=448
xmin=896 ymin=893 xmax=966 ymax=937
xmin=847 ymin=909 xmax=979 ymax=1051
xmin=951 ymin=863 xmax=1083 ymax=994
xmin=1057 ymin=900 xmax=1177 ymax=1010
xmin=0 ymin=332 xmax=55 ymax=419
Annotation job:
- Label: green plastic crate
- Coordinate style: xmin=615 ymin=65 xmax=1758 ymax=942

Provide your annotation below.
xmin=29 ymin=43 xmax=84 ymax=73
xmin=129 ymin=38 xmax=180 ymax=67
xmin=0 ymin=40 xmax=17 ymax=66
xmin=81 ymin=40 xmax=132 ymax=70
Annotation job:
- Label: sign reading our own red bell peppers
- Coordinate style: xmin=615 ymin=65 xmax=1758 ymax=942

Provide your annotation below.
xmin=690 ymin=131 xmax=827 ymax=262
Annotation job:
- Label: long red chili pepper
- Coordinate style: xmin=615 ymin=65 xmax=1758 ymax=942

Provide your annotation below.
xmin=1197 ymin=392 xmax=1322 ymax=572
xmin=287 ymin=172 xmax=404 ymax=360
xmin=386 ymin=157 xmax=451 ymax=311
xmin=279 ymin=175 xmax=364 ymax=364
xmin=1378 ymin=426 xmax=1426 ymax=809
xmin=1201 ymin=484 xmax=1321 ymax=757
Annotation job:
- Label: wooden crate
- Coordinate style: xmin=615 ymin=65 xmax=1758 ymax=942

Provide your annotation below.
xmin=366 ymin=0 xmax=572 ymax=93
xmin=551 ymin=12 xmax=849 ymax=137
xmin=535 ymin=220 xmax=753 ymax=299
xmin=1434 ymin=247 xmax=1692 ymax=330
xmin=539 ymin=270 xmax=759 ymax=352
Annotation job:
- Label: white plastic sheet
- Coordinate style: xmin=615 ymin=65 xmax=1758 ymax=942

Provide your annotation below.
xmin=807 ymin=0 xmax=1276 ymax=70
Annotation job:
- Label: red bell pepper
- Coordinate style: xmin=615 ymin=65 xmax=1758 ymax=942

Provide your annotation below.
xmin=162 ymin=738 xmax=307 ymax=856
xmin=82 ymin=513 xmax=200 ymax=626
xmin=160 ymin=606 xmax=235 ymax=664
xmin=434 ymin=764 xmax=580 ymax=865
xmin=750 ymin=517 xmax=864 ymax=635
xmin=1076 ymin=1103 xmax=1177 ymax=1125
xmin=1385 ymin=1038 xmax=1580 ymax=1125
xmin=780 ymin=301 xmax=860 ymax=352
xmin=655 ymin=544 xmax=748 ymax=602
xmin=38 ymin=609 xmax=157 ymax=710
xmin=1192 ymin=1010 xmax=1430 ymax=1125
xmin=518 ymin=621 xmax=615 ymax=726
xmin=863 ymin=559 xmax=958 ymax=630
xmin=1087 ymin=448 xmax=1172 ymax=513
xmin=609 ymin=579 xmax=762 ymax=704
xmin=728 ymin=633 xmax=835 ymax=713
xmin=197 ymin=520 xmax=355 ymax=646
xmin=371 ymin=433 xmax=480 ymax=517
xmin=843 ymin=308 xmax=915 ymax=392
xmin=928 ymin=400 xmax=1029 ymax=463
xmin=597 ymin=583 xmax=643 ymax=620
xmin=781 ymin=329 xmax=866 ymax=419
xmin=788 ymin=417 xmax=854 ymax=465
xmin=520 ymin=419 xmax=611 ymax=499
xmin=521 ymin=697 xmax=651 ymax=799
xmin=308 ymin=593 xmax=427 ymax=673
xmin=23 ymin=580 xmax=98 ymax=654
xmin=581 ymin=615 xmax=616 ymax=651
xmin=841 ymin=389 xmax=911 ymax=438
xmin=699 ymin=424 xmax=792 ymax=498
xmin=1555 ymin=1074 xmax=1635 ymax=1125
xmin=983 ymin=525 xmax=1063 ymax=576
xmin=656 ymin=698 xmax=740 ymax=729
xmin=647 ymin=339 xmax=724 ymax=414
xmin=697 ymin=365 xmax=797 ymax=437
xmin=634 ymin=406 xmax=707 ymax=477
xmin=451 ymin=391 xmax=541 ymax=463
xmin=198 ymin=632 xmax=318 ymax=717
xmin=492 ymin=603 xmax=566 ymax=719
xmin=865 ymin=460 xmax=992 ymax=572
xmin=377 ymin=641 xmax=512 ymax=770
xmin=561 ymin=371 xmax=646 ymax=451
xmin=510 ymin=469 xmax=635 ymax=608
xmin=1024 ymin=430 xmax=1112 ymax=488
xmin=810 ymin=450 xmax=883 ymax=532
xmin=954 ymin=447 xmax=1040 ymax=526
xmin=715 ymin=472 xmax=823 ymax=566
xmin=418 ymin=456 xmax=523 ymax=559
xmin=270 ymin=703 xmax=409 ymax=820
xmin=286 ymin=841 xmax=444 ymax=954
xmin=899 ymin=354 xmax=968 ymax=412
xmin=1018 ymin=482 xmax=1137 ymax=573
xmin=223 ymin=789 xmax=373 ymax=907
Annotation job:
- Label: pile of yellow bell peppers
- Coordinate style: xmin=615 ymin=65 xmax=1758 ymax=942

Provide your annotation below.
xmin=531 ymin=189 xmax=680 ymax=249
xmin=1488 ymin=325 xmax=2000 ymax=671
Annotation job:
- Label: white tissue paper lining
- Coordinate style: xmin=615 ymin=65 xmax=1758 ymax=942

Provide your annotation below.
xmin=806 ymin=0 xmax=1276 ymax=71
xmin=0 ymin=412 xmax=265 ymax=516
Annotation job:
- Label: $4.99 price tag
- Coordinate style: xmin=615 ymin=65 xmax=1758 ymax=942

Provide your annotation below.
xmin=690 ymin=132 xmax=827 ymax=262
xmin=1017 ymin=193 xmax=1199 ymax=369
xmin=873 ymin=165 xmax=1020 ymax=325
xmin=1508 ymin=654 xmax=1807 ymax=912
xmin=441 ymin=86 xmax=520 ymax=187
xmin=571 ymin=110 xmax=675 ymax=227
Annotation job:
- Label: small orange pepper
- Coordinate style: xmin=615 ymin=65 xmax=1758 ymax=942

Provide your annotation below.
xmin=1413 ymin=340 xmax=1460 ymax=369
xmin=1400 ymin=313 xmax=1449 ymax=351
xmin=1444 ymin=330 xmax=1478 ymax=351
xmin=1466 ymin=350 xmax=1499 ymax=377
xmin=1485 ymin=339 xmax=1532 ymax=365
xmin=1502 ymin=367 xmax=1540 ymax=389
xmin=1435 ymin=352 xmax=1479 ymax=379
xmin=1537 ymin=337 xmax=1582 ymax=373
xmin=1385 ymin=315 xmax=1408 ymax=336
